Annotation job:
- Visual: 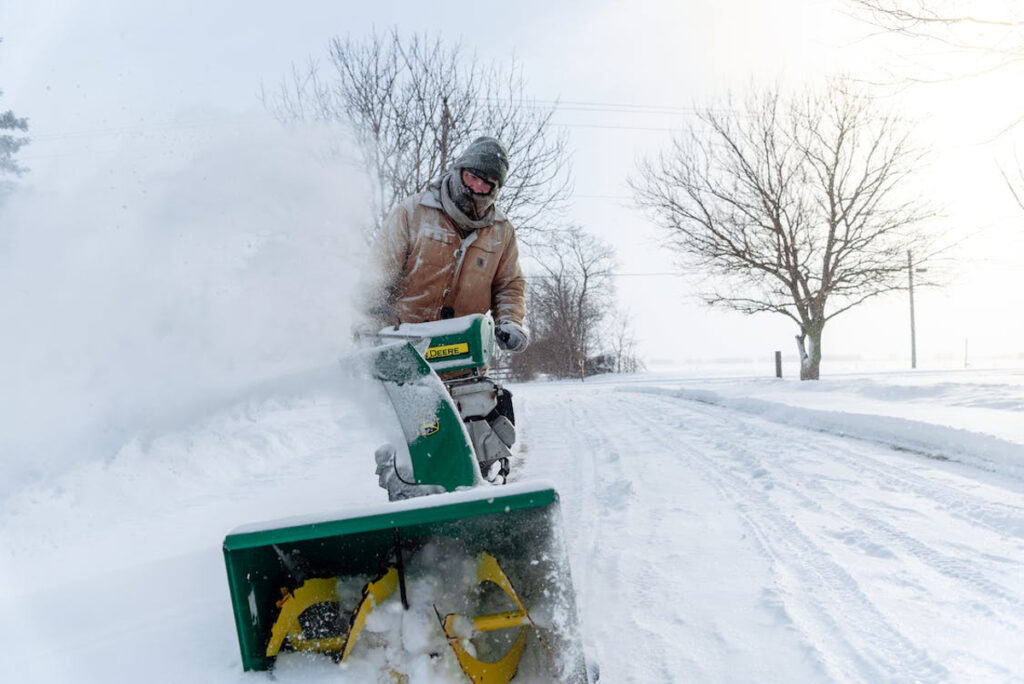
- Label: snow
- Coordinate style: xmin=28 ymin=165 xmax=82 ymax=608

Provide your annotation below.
xmin=308 ymin=540 xmax=480 ymax=683
xmin=229 ymin=480 xmax=558 ymax=535
xmin=2 ymin=365 xmax=1024 ymax=682
xmin=622 ymin=372 xmax=1024 ymax=480
xmin=381 ymin=315 xmax=484 ymax=339
xmin=0 ymin=123 xmax=373 ymax=503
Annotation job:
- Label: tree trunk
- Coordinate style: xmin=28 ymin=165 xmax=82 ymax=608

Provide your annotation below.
xmin=795 ymin=328 xmax=822 ymax=381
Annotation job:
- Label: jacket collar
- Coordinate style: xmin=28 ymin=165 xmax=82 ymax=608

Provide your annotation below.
xmin=420 ymin=187 xmax=506 ymax=222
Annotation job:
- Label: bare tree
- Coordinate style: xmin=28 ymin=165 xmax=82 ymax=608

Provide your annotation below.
xmin=606 ymin=310 xmax=645 ymax=374
xmin=849 ymin=1 xmax=1024 ymax=82
xmin=847 ymin=1 xmax=1024 ymax=77
xmin=510 ymin=227 xmax=616 ymax=379
xmin=633 ymin=83 xmax=939 ymax=380
xmin=263 ymin=29 xmax=571 ymax=241
xmin=849 ymin=1 xmax=1024 ymax=208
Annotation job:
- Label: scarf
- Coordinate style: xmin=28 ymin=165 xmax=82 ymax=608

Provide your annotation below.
xmin=438 ymin=171 xmax=496 ymax=233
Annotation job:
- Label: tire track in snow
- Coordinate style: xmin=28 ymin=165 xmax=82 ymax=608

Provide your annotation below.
xmin=579 ymin=391 xmax=950 ymax=683
xmin=562 ymin=398 xmax=681 ymax=684
xmin=812 ymin=479 xmax=1024 ymax=620
xmin=667 ymin=418 xmax=947 ymax=680
xmin=850 ymin=462 xmax=1024 ymax=541
xmin=518 ymin=388 xmax=682 ymax=683
xmin=623 ymin=387 xmax=1024 ymax=539
xmin=635 ymin=393 xmax=1024 ymax=619
xmin=514 ymin=392 xmax=607 ymax=676
xmin=749 ymin=448 xmax=1024 ymax=621
xmin=775 ymin=429 xmax=1024 ymax=541
xmin=632 ymin=391 xmax=1024 ymax=681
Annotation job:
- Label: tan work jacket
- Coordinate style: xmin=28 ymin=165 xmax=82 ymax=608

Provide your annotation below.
xmin=370 ymin=189 xmax=526 ymax=326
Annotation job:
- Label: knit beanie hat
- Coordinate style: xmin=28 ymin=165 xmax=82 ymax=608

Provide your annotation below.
xmin=453 ymin=136 xmax=509 ymax=187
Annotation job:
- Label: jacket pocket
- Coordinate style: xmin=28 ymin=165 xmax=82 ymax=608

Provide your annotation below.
xmin=413 ymin=226 xmax=456 ymax=268
xmin=465 ymin=241 xmax=497 ymax=275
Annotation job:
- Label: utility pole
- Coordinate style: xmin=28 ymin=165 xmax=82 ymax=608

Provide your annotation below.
xmin=439 ymin=97 xmax=452 ymax=173
xmin=908 ymin=250 xmax=917 ymax=369
xmin=907 ymin=250 xmax=928 ymax=370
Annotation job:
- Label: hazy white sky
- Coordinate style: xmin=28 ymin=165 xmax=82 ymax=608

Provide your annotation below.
xmin=2 ymin=0 xmax=1022 ymax=370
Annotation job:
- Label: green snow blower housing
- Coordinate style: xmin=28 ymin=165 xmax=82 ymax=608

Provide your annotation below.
xmin=416 ymin=313 xmax=495 ymax=376
xmin=222 ymin=315 xmax=590 ymax=682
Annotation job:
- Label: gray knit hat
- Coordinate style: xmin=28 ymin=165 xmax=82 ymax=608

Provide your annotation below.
xmin=454 ymin=136 xmax=509 ymax=187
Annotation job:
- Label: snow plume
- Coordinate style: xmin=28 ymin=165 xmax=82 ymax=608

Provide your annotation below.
xmin=0 ymin=120 xmax=373 ymax=500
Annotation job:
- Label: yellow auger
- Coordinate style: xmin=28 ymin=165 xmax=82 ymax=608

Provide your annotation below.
xmin=264 ymin=568 xmax=399 ymax=661
xmin=439 ymin=551 xmax=549 ymax=684
xmin=262 ymin=551 xmax=543 ymax=684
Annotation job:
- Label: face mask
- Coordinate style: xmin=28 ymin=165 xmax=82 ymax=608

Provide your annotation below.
xmin=452 ymin=168 xmax=497 ymax=220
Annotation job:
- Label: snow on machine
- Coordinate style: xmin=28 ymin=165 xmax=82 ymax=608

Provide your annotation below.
xmin=223 ymin=314 xmax=591 ymax=682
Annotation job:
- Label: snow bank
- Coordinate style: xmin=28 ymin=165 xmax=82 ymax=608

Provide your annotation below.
xmin=626 ymin=382 xmax=1024 ymax=480
xmin=0 ymin=120 xmax=373 ymax=502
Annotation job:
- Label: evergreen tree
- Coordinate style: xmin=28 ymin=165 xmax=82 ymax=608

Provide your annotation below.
xmin=1 ymin=38 xmax=30 ymax=192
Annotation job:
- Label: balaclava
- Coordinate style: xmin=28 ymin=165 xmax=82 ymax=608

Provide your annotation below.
xmin=440 ymin=137 xmax=509 ymax=232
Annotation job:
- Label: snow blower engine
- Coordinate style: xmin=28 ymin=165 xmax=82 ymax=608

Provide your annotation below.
xmin=374 ymin=314 xmax=517 ymax=497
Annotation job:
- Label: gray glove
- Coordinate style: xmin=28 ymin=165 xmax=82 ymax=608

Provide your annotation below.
xmin=495 ymin=320 xmax=529 ymax=352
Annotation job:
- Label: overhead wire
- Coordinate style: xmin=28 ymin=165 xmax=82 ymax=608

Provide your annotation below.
xmin=14 ymin=96 xmax=709 ymax=209
xmin=523 ymin=272 xmax=684 ymax=279
xmin=24 ymin=94 xmax=717 ymax=145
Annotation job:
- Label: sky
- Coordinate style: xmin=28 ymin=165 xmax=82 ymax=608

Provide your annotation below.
xmin=2 ymin=0 xmax=1023 ymax=372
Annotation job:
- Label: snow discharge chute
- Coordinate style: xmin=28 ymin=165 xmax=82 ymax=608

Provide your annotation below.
xmin=223 ymin=315 xmax=592 ymax=682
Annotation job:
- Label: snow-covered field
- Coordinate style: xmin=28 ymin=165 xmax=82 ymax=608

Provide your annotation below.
xmin=2 ymin=366 xmax=1024 ymax=682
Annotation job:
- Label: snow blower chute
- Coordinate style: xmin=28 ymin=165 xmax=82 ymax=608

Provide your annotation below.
xmin=223 ymin=314 xmax=590 ymax=682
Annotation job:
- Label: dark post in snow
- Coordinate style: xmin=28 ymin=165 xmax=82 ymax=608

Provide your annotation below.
xmin=775 ymin=351 xmax=782 ymax=379
xmin=908 ymin=249 xmax=917 ymax=370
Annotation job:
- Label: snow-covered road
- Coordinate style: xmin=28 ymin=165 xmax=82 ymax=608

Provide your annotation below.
xmin=2 ymin=370 xmax=1023 ymax=682
xmin=518 ymin=382 xmax=1024 ymax=683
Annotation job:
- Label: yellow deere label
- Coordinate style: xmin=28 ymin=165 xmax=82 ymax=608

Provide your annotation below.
xmin=420 ymin=419 xmax=440 ymax=436
xmin=425 ymin=342 xmax=470 ymax=360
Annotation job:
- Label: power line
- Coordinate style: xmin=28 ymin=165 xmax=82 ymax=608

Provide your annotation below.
xmin=22 ymin=117 xmax=682 ymax=145
xmin=29 ymin=115 xmax=257 ymax=142
xmin=24 ymin=96 xmax=712 ymax=144
xmin=517 ymin=98 xmax=699 ymax=112
xmin=523 ymin=271 xmax=683 ymax=279
xmin=551 ymin=122 xmax=683 ymax=133
xmin=481 ymin=96 xmax=735 ymax=117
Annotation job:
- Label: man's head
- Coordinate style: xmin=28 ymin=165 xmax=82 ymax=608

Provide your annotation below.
xmin=454 ymin=136 xmax=509 ymax=188
xmin=447 ymin=137 xmax=509 ymax=222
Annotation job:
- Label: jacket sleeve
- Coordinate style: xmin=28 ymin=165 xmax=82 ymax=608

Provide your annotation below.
xmin=363 ymin=204 xmax=411 ymax=325
xmin=491 ymin=225 xmax=526 ymax=326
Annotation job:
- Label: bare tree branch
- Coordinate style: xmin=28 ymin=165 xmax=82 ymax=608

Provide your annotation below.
xmin=632 ymin=81 xmax=941 ymax=379
xmin=262 ymin=29 xmax=571 ymax=243
xmin=509 ymin=227 xmax=617 ymax=379
xmin=1000 ymin=158 xmax=1024 ymax=212
xmin=848 ymin=1 xmax=1024 ymax=214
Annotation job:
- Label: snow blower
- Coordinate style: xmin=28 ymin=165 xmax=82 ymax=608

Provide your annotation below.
xmin=223 ymin=314 xmax=591 ymax=682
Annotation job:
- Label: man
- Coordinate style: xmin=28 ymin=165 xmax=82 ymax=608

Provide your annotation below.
xmin=364 ymin=136 xmax=529 ymax=353
xmin=364 ymin=137 xmax=527 ymax=489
